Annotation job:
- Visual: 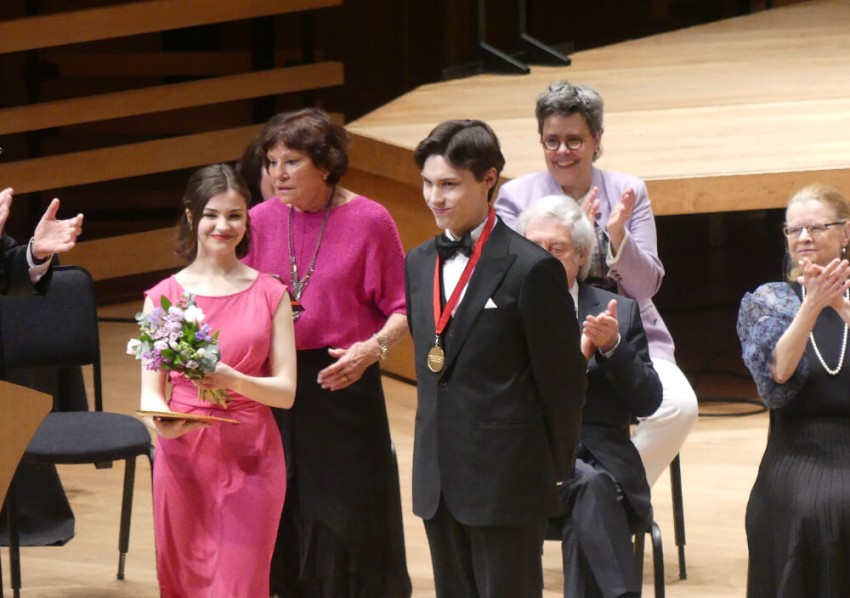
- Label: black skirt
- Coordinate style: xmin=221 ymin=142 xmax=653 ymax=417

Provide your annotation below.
xmin=747 ymin=416 xmax=850 ymax=597
xmin=271 ymin=348 xmax=411 ymax=597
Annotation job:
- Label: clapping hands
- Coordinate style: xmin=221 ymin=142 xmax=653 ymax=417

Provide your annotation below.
xmin=798 ymin=257 xmax=850 ymax=312
xmin=580 ymin=298 xmax=620 ymax=359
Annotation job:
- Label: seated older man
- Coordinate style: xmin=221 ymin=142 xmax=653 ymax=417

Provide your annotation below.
xmin=517 ymin=195 xmax=662 ymax=598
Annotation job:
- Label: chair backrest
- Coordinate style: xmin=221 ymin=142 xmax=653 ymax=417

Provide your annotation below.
xmin=0 ymin=380 xmax=52 ymax=506
xmin=0 ymin=266 xmax=103 ymax=410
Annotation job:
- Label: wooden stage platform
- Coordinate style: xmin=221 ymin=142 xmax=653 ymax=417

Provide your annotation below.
xmin=343 ymin=0 xmax=850 ymax=381
xmin=346 ymin=0 xmax=850 ymax=219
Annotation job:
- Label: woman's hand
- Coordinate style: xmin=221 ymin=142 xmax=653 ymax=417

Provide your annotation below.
xmin=317 ymin=338 xmax=380 ymax=392
xmin=149 ymin=416 xmax=209 ymax=439
xmin=798 ymin=257 xmax=850 ymax=313
xmin=606 ymin=187 xmax=636 ymax=253
xmin=192 ymin=362 xmax=239 ymax=392
xmin=773 ymin=257 xmax=850 ymax=384
xmin=580 ymin=186 xmax=600 ymax=222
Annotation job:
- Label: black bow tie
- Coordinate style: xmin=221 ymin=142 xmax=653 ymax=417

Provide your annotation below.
xmin=435 ymin=233 xmax=474 ymax=260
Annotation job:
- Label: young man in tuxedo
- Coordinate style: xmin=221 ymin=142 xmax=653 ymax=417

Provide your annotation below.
xmin=404 ymin=120 xmax=586 ymax=597
xmin=518 ymin=194 xmax=663 ymax=598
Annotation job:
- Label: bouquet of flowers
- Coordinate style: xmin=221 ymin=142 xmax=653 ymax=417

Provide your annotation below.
xmin=127 ymin=293 xmax=230 ymax=406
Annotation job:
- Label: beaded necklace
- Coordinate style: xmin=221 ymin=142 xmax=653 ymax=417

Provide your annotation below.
xmin=801 ymin=286 xmax=849 ymax=375
xmin=288 ymin=186 xmax=334 ymax=320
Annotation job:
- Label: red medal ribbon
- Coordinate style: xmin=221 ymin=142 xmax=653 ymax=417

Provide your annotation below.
xmin=432 ymin=209 xmax=497 ymax=337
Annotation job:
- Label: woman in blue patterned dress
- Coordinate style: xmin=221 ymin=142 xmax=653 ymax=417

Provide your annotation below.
xmin=738 ymin=183 xmax=850 ymax=597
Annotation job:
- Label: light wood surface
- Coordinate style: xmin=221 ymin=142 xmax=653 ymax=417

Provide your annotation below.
xmin=0 ymin=382 xmax=52 ymax=508
xmin=347 ymin=0 xmax=850 ymax=216
xmin=0 ymin=311 xmax=763 ymax=597
xmin=0 ymin=0 xmax=343 ymax=55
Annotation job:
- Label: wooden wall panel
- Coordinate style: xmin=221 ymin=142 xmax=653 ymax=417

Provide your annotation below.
xmin=0 ymin=0 xmax=342 ymax=54
xmin=0 ymin=63 xmax=343 ymax=135
xmin=0 ymin=125 xmax=262 ymax=194
xmin=63 ymin=228 xmax=181 ymax=281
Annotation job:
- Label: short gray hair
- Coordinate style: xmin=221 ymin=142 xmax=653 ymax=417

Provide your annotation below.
xmin=535 ymin=80 xmax=604 ymax=161
xmin=515 ymin=194 xmax=597 ymax=281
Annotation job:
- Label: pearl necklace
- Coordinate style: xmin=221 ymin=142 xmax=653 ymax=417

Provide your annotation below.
xmin=801 ymin=286 xmax=849 ymax=376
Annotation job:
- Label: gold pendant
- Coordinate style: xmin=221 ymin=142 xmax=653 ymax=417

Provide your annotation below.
xmin=427 ymin=344 xmax=445 ymax=373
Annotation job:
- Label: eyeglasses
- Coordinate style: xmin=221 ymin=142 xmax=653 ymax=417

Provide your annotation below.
xmin=782 ymin=221 xmax=846 ymax=239
xmin=541 ymin=136 xmax=585 ymax=152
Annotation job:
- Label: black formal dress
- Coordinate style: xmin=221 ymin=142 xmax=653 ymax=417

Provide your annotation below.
xmin=739 ymin=282 xmax=850 ymax=597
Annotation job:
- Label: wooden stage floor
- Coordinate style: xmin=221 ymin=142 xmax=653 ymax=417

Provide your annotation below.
xmin=346 ymin=0 xmax=850 ymax=217
xmin=0 ymin=311 xmax=765 ymax=597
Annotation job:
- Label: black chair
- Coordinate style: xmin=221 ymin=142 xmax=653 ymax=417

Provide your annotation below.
xmin=632 ymin=453 xmax=687 ymax=598
xmin=0 ymin=266 xmax=152 ymax=597
xmin=633 ymin=519 xmax=665 ymax=598
xmin=669 ymin=453 xmax=687 ymax=580
xmin=545 ymin=502 xmax=664 ymax=596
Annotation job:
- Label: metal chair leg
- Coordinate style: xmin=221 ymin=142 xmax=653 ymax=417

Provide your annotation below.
xmin=670 ymin=454 xmax=687 ymax=580
xmin=6 ymin=482 xmax=21 ymax=598
xmin=117 ymin=457 xmax=136 ymax=580
xmin=650 ymin=521 xmax=665 ymax=598
xmin=633 ymin=530 xmax=645 ymax=587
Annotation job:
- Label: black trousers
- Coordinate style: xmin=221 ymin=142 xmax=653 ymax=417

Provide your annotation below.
xmin=424 ymin=496 xmax=545 ymax=598
xmin=561 ymin=459 xmax=640 ymax=598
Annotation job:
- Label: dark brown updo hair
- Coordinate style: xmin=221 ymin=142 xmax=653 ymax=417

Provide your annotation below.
xmin=176 ymin=163 xmax=251 ymax=262
xmin=258 ymin=108 xmax=351 ymax=185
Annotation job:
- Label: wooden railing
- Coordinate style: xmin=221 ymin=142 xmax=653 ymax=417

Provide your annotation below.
xmin=0 ymin=0 xmax=344 ymax=282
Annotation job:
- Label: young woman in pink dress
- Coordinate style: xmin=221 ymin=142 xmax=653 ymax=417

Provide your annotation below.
xmin=138 ymin=163 xmax=297 ymax=597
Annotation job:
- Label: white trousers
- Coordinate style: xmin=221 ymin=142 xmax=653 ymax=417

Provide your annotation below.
xmin=631 ymin=358 xmax=699 ymax=487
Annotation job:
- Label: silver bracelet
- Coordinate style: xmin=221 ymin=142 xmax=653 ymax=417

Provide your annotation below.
xmin=373 ymin=332 xmax=388 ymax=361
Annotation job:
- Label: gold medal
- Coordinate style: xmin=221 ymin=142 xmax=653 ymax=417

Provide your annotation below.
xmin=427 ymin=344 xmax=445 ymax=373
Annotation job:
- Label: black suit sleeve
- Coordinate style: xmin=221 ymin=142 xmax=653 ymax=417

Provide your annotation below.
xmin=596 ymin=297 xmax=663 ymax=418
xmin=518 ymin=254 xmax=586 ymax=481
xmin=0 ymin=233 xmax=48 ymax=297
xmin=404 ymin=251 xmax=416 ymax=336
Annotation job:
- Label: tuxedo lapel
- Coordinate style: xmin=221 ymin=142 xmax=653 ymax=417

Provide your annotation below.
xmin=442 ymin=222 xmax=514 ymax=371
xmin=577 ymin=283 xmax=602 ymax=325
xmin=415 ymin=243 xmax=439 ymax=336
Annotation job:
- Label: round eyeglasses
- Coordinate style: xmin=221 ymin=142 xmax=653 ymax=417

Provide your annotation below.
xmin=541 ymin=136 xmax=585 ymax=152
xmin=783 ymin=221 xmax=846 ymax=239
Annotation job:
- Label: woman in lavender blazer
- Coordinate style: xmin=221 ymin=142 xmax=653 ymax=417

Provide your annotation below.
xmin=495 ymin=80 xmax=697 ymax=486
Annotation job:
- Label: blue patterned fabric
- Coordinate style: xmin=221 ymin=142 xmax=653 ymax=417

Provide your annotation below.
xmin=737 ymin=282 xmax=810 ymax=408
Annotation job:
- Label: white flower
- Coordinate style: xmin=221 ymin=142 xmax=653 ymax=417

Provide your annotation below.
xmin=126 ymin=339 xmax=142 ymax=355
xmin=154 ymin=340 xmax=169 ymax=351
xmin=183 ymin=305 xmax=205 ymax=324
xmin=193 ymin=348 xmax=206 ymax=359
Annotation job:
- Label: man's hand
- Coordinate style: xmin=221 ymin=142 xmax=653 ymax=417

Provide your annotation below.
xmin=582 ymin=299 xmax=620 ymax=355
xmin=0 ymin=187 xmax=13 ymax=234
xmin=32 ymin=198 xmax=84 ymax=260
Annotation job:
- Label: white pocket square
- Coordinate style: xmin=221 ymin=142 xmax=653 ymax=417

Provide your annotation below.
xmin=484 ymin=298 xmax=498 ymax=309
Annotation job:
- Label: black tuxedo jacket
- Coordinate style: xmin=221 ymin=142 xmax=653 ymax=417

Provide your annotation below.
xmin=405 ymin=219 xmax=586 ymax=527
xmin=576 ymin=283 xmax=662 ymax=527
